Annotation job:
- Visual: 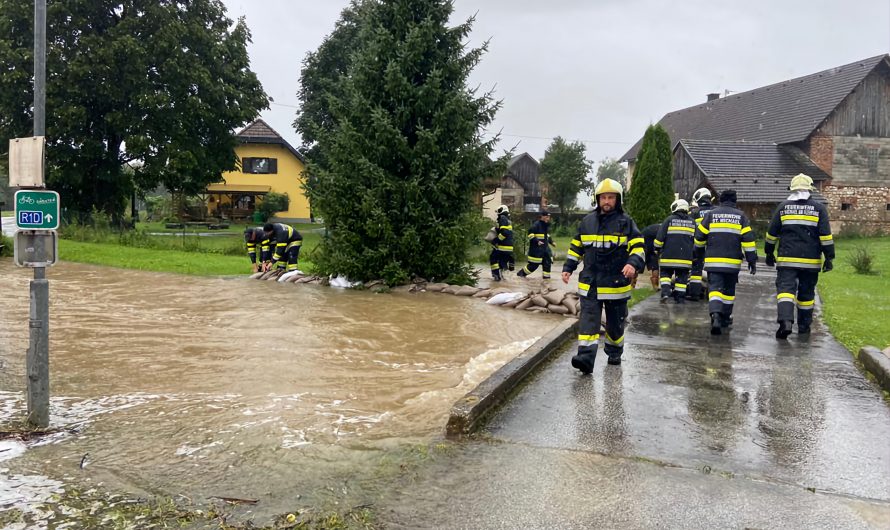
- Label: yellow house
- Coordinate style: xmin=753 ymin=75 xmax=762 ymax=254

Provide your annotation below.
xmin=206 ymin=119 xmax=311 ymax=222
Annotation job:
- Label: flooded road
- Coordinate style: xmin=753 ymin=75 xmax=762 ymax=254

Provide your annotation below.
xmin=0 ymin=260 xmax=555 ymax=520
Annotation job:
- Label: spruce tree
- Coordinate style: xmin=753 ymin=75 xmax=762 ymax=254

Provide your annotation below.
xmin=305 ymin=0 xmax=500 ymax=285
xmin=625 ymin=124 xmax=674 ymax=227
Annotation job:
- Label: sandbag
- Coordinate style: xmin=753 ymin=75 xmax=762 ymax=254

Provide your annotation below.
xmin=531 ymin=295 xmax=548 ymax=308
xmin=486 ymin=292 xmax=525 ymax=305
xmin=562 ymin=298 xmax=577 ymax=315
xmin=526 ymin=306 xmax=549 ymax=313
xmin=249 ymin=272 xmax=265 ymax=280
xmin=502 ymin=296 xmax=527 ymax=308
xmin=425 ymin=283 xmax=448 ymax=292
xmin=547 ymin=304 xmax=569 ymax=314
xmin=455 ymin=285 xmax=479 ymax=296
xmin=472 ymin=289 xmax=492 ymax=298
xmin=278 ymin=270 xmax=304 ymax=282
xmin=515 ymin=297 xmax=534 ymax=311
xmin=442 ymin=285 xmax=459 ymax=295
xmin=544 ymin=291 xmax=565 ymax=306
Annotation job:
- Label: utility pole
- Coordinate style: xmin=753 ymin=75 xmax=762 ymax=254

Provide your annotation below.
xmin=27 ymin=0 xmax=49 ymax=428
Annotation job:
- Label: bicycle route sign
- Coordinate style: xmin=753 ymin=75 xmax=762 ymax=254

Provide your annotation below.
xmin=15 ymin=190 xmax=60 ymax=230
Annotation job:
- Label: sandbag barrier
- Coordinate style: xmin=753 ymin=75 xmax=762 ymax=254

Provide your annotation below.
xmin=248 ymin=271 xmax=579 ymax=317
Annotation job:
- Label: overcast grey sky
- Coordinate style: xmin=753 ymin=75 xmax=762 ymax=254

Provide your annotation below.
xmin=220 ymin=0 xmax=890 ymax=172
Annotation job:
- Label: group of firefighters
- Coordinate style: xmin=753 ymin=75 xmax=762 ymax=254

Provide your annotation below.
xmin=243 ymin=222 xmax=304 ymax=273
xmin=489 ymin=172 xmax=834 ymax=375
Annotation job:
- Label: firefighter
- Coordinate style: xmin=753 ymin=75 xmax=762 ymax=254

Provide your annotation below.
xmin=489 ymin=205 xmax=514 ymax=281
xmin=764 ymin=173 xmax=834 ymax=339
xmin=518 ymin=210 xmax=556 ymax=279
xmin=655 ymin=199 xmax=696 ymax=303
xmin=244 ymin=226 xmax=272 ymax=273
xmin=693 ymin=189 xmax=757 ymax=335
xmin=562 ymin=178 xmax=645 ymax=374
xmin=688 ymin=187 xmax=715 ymax=300
xmin=262 ymin=222 xmax=303 ymax=272
xmin=641 ymin=223 xmax=661 ymax=289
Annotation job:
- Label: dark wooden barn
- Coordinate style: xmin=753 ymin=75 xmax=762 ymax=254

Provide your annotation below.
xmin=621 ymin=54 xmax=890 ymax=233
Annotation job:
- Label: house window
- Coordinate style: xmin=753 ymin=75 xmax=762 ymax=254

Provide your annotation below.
xmin=841 ymin=203 xmax=853 ymax=211
xmin=886 ymin=204 xmax=890 ymax=211
xmin=867 ymin=147 xmax=879 ymax=177
xmin=242 ymin=157 xmax=278 ymax=174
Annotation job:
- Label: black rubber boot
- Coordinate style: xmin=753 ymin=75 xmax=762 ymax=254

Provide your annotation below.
xmin=674 ymin=293 xmax=685 ymax=304
xmin=607 ymin=356 xmax=622 ymax=366
xmin=710 ymin=313 xmax=722 ymax=335
xmin=571 ymin=353 xmax=595 ymax=374
xmin=492 ymin=270 xmax=502 ymax=282
xmin=517 ymin=270 xmax=526 ymax=278
xmin=798 ymin=324 xmax=811 ymax=334
xmin=776 ymin=320 xmax=793 ymax=340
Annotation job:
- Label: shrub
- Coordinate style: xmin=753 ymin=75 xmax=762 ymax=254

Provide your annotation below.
xmin=257 ymin=192 xmax=289 ymax=222
xmin=846 ymin=244 xmax=876 ymax=275
xmin=0 ymin=233 xmax=12 ymax=257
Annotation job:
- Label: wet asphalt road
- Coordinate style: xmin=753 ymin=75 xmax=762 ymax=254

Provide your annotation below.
xmin=380 ymin=270 xmax=890 ymax=528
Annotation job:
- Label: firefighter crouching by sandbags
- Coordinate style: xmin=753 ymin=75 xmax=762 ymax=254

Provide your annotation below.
xmin=518 ymin=210 xmax=556 ymax=279
xmin=641 ymin=223 xmax=661 ymax=289
xmin=655 ymin=199 xmax=696 ymax=304
xmin=562 ymin=178 xmax=645 ymax=374
xmin=764 ymin=173 xmax=834 ymax=339
xmin=244 ymin=227 xmax=272 ymax=273
xmin=687 ymin=187 xmax=715 ymax=300
xmin=694 ymin=189 xmax=758 ymax=335
xmin=489 ymin=205 xmax=514 ymax=281
xmin=262 ymin=222 xmax=303 ymax=272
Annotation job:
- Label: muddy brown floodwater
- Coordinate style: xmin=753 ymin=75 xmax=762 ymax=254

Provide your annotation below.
xmin=0 ymin=261 xmax=557 ymax=522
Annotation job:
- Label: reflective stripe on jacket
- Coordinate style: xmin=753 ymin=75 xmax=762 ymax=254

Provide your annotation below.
xmin=694 ymin=202 xmax=757 ymax=272
xmin=655 ymin=213 xmax=696 ymax=268
xmin=494 ymin=213 xmax=514 ymax=252
xmin=563 ymin=209 xmax=645 ymax=299
xmin=765 ymin=198 xmax=834 ymax=269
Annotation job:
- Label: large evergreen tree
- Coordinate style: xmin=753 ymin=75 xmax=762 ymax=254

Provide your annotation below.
xmin=625 ymin=124 xmax=673 ymax=227
xmin=539 ymin=136 xmax=592 ymax=213
xmin=305 ymin=0 xmax=500 ymax=285
xmin=0 ymin=0 xmax=268 ymax=221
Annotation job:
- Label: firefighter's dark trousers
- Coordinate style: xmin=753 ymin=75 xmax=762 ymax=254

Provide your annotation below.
xmin=707 ymin=270 xmax=739 ymax=318
xmin=659 ymin=266 xmax=689 ymax=299
xmin=776 ymin=267 xmax=818 ymax=327
xmin=577 ymin=295 xmax=628 ymax=362
xmin=489 ymin=248 xmax=512 ymax=278
xmin=522 ymin=252 xmax=552 ymax=278
xmin=687 ymin=257 xmax=705 ymax=299
xmin=276 ymin=242 xmax=301 ymax=271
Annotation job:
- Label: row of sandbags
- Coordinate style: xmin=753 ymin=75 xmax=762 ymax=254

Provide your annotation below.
xmin=422 ymin=282 xmax=580 ymax=316
xmin=248 ymin=269 xmax=388 ymax=290
xmin=248 ymin=270 xmax=578 ymax=316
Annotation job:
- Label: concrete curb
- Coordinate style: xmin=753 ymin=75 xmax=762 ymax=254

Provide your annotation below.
xmin=859 ymin=346 xmax=890 ymax=393
xmin=446 ymin=318 xmax=577 ymax=437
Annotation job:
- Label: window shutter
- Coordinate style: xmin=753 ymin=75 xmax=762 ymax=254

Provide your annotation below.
xmin=269 ymin=158 xmax=278 ymax=174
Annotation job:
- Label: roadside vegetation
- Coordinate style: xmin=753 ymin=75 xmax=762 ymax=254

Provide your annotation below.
xmin=818 ymin=236 xmax=890 ymax=354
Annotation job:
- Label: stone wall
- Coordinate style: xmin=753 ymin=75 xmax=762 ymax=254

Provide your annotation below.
xmin=822 ymin=184 xmax=890 ymax=235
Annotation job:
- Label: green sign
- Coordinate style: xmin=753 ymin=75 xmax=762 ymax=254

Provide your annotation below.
xmin=15 ymin=190 xmax=60 ymax=230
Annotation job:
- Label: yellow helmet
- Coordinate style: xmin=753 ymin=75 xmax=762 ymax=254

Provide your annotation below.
xmin=594 ymin=178 xmax=624 ymax=204
xmin=789 ymin=173 xmax=815 ymax=191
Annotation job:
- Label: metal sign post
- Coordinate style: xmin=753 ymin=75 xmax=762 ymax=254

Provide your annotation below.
xmin=23 ymin=0 xmax=50 ymax=429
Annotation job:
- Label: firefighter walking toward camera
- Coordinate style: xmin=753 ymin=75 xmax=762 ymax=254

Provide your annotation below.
xmin=518 ymin=211 xmax=556 ymax=279
xmin=489 ymin=205 xmax=514 ymax=281
xmin=263 ymin=222 xmax=303 ymax=272
xmin=244 ymin=227 xmax=272 ymax=273
xmin=694 ymin=189 xmax=758 ymax=335
xmin=688 ymin=187 xmax=715 ymax=300
xmin=655 ymin=199 xmax=696 ymax=303
xmin=764 ymin=173 xmax=834 ymax=339
xmin=562 ymin=178 xmax=645 ymax=374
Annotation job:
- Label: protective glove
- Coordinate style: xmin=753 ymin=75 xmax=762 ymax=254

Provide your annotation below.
xmin=822 ymin=259 xmax=833 ymax=273
xmin=765 ymin=254 xmax=775 ymax=267
xmin=748 ymin=261 xmax=756 ymax=275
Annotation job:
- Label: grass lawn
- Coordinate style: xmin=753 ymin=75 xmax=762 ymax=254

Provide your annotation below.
xmin=818 ymin=236 xmax=890 ymax=354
